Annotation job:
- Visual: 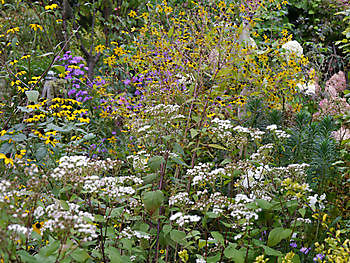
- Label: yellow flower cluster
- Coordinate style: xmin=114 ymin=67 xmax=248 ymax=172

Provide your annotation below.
xmin=315 ymin=230 xmax=350 ymax=263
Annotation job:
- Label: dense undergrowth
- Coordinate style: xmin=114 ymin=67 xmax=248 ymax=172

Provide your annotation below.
xmin=0 ymin=0 xmax=349 ymax=262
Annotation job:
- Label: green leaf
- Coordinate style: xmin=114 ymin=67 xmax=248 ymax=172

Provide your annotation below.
xmin=190 ymin=128 xmax=199 ymax=138
xmin=170 ymin=155 xmax=188 ymax=167
xmin=173 ymin=142 xmax=185 ymax=156
xmin=39 ymin=240 xmax=60 ymax=257
xmin=35 ymin=145 xmax=47 ymax=161
xmin=260 ymin=245 xmax=283 ymax=256
xmin=110 ymin=207 xmax=124 ymax=218
xmin=207 ymin=254 xmax=221 ymax=263
xmin=170 ymin=230 xmax=187 ymax=245
xmin=53 ymin=65 xmax=65 ymax=74
xmin=143 ymin=190 xmax=164 ymax=214
xmin=255 ymin=199 xmax=273 ymax=210
xmin=224 ymin=245 xmax=244 ymax=263
xmin=25 ymin=90 xmax=39 ymax=103
xmin=208 ymin=144 xmax=226 ymax=150
xmin=211 ymin=231 xmax=224 ymax=244
xmin=106 ymin=247 xmax=123 ymax=263
xmin=147 ymin=156 xmax=165 ymax=172
xmin=163 ymin=225 xmax=172 ymax=235
xmin=12 ymin=134 xmax=26 ymax=142
xmin=267 ymin=227 xmax=292 ymax=247
xmin=298 ymin=208 xmax=306 ymax=217
xmin=198 ymin=239 xmax=206 ymax=249
xmin=18 ymin=250 xmax=38 ymax=263
xmin=70 ymin=248 xmax=89 ymax=263
xmin=60 ymin=200 xmax=69 ymax=211
xmin=206 ymin=212 xmax=219 ymax=218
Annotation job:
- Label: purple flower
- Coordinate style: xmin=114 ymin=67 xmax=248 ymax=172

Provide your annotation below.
xmin=123 ymin=79 xmax=131 ymax=85
xmin=74 ymin=69 xmax=85 ymax=76
xmin=68 ymin=89 xmax=76 ymax=96
xmin=300 ymin=247 xmax=310 ymax=254
xmin=290 ymin=242 xmax=297 ymax=248
xmin=313 ymin=254 xmax=325 ymax=262
xmin=71 ymin=56 xmax=84 ymax=64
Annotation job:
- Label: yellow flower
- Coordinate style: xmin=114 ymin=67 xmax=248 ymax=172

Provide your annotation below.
xmin=107 ymin=136 xmax=117 ymax=144
xmin=78 ymin=117 xmax=90 ymax=123
xmin=95 ymin=44 xmax=106 ymax=53
xmin=32 ymin=222 xmax=44 ymax=235
xmin=6 ymin=27 xmax=19 ymax=34
xmin=29 ymin=24 xmax=43 ymax=32
xmin=45 ymin=4 xmax=58 ymax=10
xmin=9 ymin=60 xmax=18 ymax=65
xmin=15 ymin=149 xmax=26 ymax=159
xmin=45 ymin=136 xmax=58 ymax=147
xmin=0 ymin=153 xmax=14 ymax=166
xmin=128 ymin=10 xmax=137 ymax=18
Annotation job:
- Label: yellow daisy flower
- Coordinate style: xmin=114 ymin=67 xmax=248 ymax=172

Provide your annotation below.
xmin=32 ymin=221 xmax=44 ymax=235
xmin=0 ymin=153 xmax=14 ymax=166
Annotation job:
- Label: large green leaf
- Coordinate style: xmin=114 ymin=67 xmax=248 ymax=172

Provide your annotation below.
xmin=147 ymin=156 xmax=165 ymax=171
xmin=143 ymin=190 xmax=164 ymax=216
xmin=267 ymin=227 xmax=292 ymax=247
xmin=170 ymin=230 xmax=187 ymax=245
xmin=70 ymin=248 xmax=90 ymax=263
xmin=224 ymin=245 xmax=245 ymax=263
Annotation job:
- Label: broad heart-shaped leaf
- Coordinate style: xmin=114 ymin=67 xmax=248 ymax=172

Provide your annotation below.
xmin=162 ymin=224 xmax=172 ymax=235
xmin=147 ymin=156 xmax=165 ymax=172
xmin=170 ymin=230 xmax=187 ymax=245
xmin=53 ymin=65 xmax=65 ymax=74
xmin=223 ymin=245 xmax=244 ymax=263
xmin=143 ymin=190 xmax=164 ymax=215
xmin=38 ymin=240 xmax=60 ymax=257
xmin=255 ymin=199 xmax=273 ymax=210
xmin=18 ymin=250 xmax=38 ymax=263
xmin=211 ymin=231 xmax=224 ymax=244
xmin=69 ymin=248 xmax=90 ymax=263
xmin=267 ymin=227 xmax=292 ymax=247
xmin=260 ymin=245 xmax=283 ymax=256
xmin=25 ymin=90 xmax=39 ymax=103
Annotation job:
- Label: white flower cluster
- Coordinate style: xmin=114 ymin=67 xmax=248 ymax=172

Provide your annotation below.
xmin=188 ymin=163 xmax=212 ymax=186
xmin=51 ymin=155 xmax=120 ymax=184
xmin=308 ymin=193 xmax=326 ymax=211
xmin=169 ymin=212 xmax=201 ymax=226
xmin=282 ymin=40 xmax=303 ymax=57
xmin=117 ymin=226 xmax=150 ymax=240
xmin=250 ymin=143 xmax=274 ymax=163
xmin=233 ymin=125 xmax=265 ymax=141
xmin=169 ymin=192 xmax=193 ymax=206
xmin=82 ymin=175 xmax=141 ymax=201
xmin=41 ymin=200 xmax=98 ymax=242
xmin=229 ymin=194 xmax=260 ymax=229
xmin=0 ymin=180 xmax=12 ymax=203
xmin=144 ymin=104 xmax=180 ymax=117
xmin=192 ymin=191 xmax=229 ymax=216
xmin=7 ymin=224 xmax=30 ymax=236
xmin=266 ymin=125 xmax=290 ymax=139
